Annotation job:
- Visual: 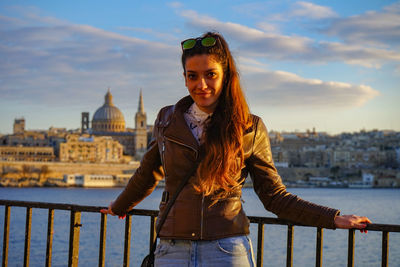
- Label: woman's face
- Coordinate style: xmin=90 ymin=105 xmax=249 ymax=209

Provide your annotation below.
xmin=184 ymin=54 xmax=224 ymax=114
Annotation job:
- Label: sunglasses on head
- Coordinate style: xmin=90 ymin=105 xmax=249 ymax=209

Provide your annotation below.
xmin=181 ymin=36 xmax=218 ymax=50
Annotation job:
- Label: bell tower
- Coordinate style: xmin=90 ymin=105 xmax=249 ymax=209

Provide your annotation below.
xmin=134 ymin=90 xmax=147 ymax=156
xmin=81 ymin=112 xmax=89 ymax=133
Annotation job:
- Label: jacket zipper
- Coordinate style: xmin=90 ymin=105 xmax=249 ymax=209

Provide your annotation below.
xmin=162 ymin=136 xmax=198 ymax=180
xmin=161 ymin=140 xmax=168 ymax=177
xmin=163 ymin=136 xmax=201 ymax=237
xmin=164 ymin=136 xmax=198 ymax=159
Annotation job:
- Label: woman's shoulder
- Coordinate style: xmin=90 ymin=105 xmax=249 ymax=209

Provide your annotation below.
xmin=246 ymin=114 xmax=270 ymax=138
xmin=248 ymin=113 xmax=266 ymax=129
xmin=155 ymin=105 xmax=176 ymax=127
xmin=158 ymin=104 xmax=175 ymax=115
xmin=249 ymin=113 xmax=261 ymax=122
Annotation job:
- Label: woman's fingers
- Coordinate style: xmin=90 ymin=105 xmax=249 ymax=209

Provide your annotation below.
xmin=335 ymin=214 xmax=371 ymax=233
xmin=100 ymin=202 xmax=126 ymax=219
xmin=356 ymin=216 xmax=371 ymax=233
xmin=100 ymin=202 xmax=116 ymax=216
xmin=100 ymin=208 xmax=111 ymax=214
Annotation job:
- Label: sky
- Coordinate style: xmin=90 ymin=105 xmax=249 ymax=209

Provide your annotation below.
xmin=0 ymin=0 xmax=399 ymax=135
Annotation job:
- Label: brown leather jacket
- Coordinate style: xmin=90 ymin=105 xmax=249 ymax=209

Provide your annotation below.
xmin=112 ymin=96 xmax=340 ymax=240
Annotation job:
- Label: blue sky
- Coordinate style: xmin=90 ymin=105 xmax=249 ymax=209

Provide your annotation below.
xmin=1 ymin=0 xmax=399 ymax=135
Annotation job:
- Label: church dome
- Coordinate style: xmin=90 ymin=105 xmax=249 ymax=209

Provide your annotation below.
xmin=92 ymin=90 xmax=126 ymax=132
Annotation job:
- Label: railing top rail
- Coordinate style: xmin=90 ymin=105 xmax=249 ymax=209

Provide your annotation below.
xmin=247 ymin=215 xmax=400 ymax=232
xmin=1 ymin=199 xmax=399 ymax=232
xmin=0 ymin=199 xmax=158 ymax=217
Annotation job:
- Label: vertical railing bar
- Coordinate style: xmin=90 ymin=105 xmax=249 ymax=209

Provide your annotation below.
xmin=123 ymin=215 xmax=132 ymax=267
xmin=256 ymin=223 xmax=264 ymax=267
xmin=315 ymin=227 xmax=323 ymax=267
xmin=286 ymin=225 xmax=294 ymax=267
xmin=381 ymin=231 xmax=389 ymax=267
xmin=149 ymin=216 xmax=157 ymax=253
xmin=46 ymin=209 xmax=54 ymax=267
xmin=98 ymin=213 xmax=107 ymax=267
xmin=68 ymin=210 xmax=81 ymax=267
xmin=2 ymin=205 xmax=11 ymax=267
xmin=23 ymin=207 xmax=32 ymax=267
xmin=347 ymin=229 xmax=355 ymax=267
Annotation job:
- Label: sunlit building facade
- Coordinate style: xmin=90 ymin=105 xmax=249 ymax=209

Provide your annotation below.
xmin=59 ymin=134 xmax=123 ymax=163
xmin=83 ymin=89 xmax=148 ymax=157
xmin=0 ymin=146 xmax=55 ymax=162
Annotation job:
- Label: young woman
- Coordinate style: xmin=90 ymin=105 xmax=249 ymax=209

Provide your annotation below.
xmin=101 ymin=32 xmax=371 ymax=266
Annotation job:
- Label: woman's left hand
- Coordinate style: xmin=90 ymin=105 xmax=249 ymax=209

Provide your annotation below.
xmin=334 ymin=214 xmax=372 ymax=233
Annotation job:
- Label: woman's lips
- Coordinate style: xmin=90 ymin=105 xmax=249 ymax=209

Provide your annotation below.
xmin=196 ymin=91 xmax=211 ymax=96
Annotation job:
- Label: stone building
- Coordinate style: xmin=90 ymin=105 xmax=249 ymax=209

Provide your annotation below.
xmin=1 ymin=89 xmax=148 ymax=162
xmin=134 ymin=91 xmax=147 ymax=158
xmin=0 ymin=146 xmax=55 ymax=162
xmin=84 ymin=89 xmax=148 ymax=158
xmin=13 ymin=118 xmax=25 ymax=134
xmin=59 ymin=134 xmax=123 ymax=163
xmin=92 ymin=90 xmax=126 ymax=132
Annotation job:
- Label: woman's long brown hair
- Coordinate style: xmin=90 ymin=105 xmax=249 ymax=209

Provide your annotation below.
xmin=182 ymin=32 xmax=252 ymax=197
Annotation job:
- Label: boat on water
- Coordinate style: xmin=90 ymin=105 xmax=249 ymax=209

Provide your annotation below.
xmin=348 ymin=181 xmax=373 ymax=188
xmin=348 ymin=172 xmax=374 ymax=188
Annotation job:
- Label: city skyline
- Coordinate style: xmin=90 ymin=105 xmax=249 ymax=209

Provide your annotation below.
xmin=1 ymin=1 xmax=399 ymax=135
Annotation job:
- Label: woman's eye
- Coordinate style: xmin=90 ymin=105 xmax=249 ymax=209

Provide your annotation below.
xmin=207 ymin=72 xmax=216 ymax=78
xmin=187 ymin=74 xmax=197 ymax=80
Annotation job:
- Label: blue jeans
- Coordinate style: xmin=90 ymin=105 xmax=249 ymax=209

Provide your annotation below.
xmin=154 ymin=235 xmax=255 ymax=267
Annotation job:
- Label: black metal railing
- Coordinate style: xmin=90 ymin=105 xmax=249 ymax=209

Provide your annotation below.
xmin=1 ymin=199 xmax=399 ymax=267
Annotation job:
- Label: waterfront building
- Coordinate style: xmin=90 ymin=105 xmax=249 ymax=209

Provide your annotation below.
xmin=63 ymin=173 xmax=132 ymax=187
xmin=114 ymin=174 xmax=133 ymax=186
xmin=0 ymin=146 xmax=55 ymax=162
xmin=1 ymin=89 xmax=149 ymax=162
xmin=348 ymin=172 xmax=374 ymax=188
xmin=59 ymin=134 xmax=123 ymax=163
xmin=63 ymin=174 xmax=115 ymax=187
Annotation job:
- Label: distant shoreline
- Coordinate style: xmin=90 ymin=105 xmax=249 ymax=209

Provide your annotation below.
xmin=1 ymin=178 xmax=397 ymax=189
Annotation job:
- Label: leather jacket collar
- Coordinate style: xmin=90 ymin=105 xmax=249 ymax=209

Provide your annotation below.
xmin=163 ymin=96 xmax=200 ymax=154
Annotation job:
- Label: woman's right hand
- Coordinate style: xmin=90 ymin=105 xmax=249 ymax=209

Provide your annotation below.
xmin=100 ymin=202 xmax=126 ymax=219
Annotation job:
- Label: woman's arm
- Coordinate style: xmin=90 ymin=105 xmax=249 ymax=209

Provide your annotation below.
xmin=101 ymin=109 xmax=167 ymax=217
xmin=247 ymin=116 xmax=371 ymax=230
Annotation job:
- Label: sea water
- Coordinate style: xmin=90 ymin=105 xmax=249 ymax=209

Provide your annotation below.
xmin=0 ymin=187 xmax=399 ymax=266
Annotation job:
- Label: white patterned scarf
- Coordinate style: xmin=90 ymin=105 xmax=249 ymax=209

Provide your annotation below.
xmin=184 ymin=103 xmax=212 ymax=144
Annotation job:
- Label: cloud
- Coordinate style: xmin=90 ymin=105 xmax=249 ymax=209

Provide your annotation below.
xmin=317 ymin=42 xmax=400 ymax=68
xmin=323 ymin=2 xmax=400 ymax=46
xmin=181 ymin=10 xmax=312 ymax=53
xmin=180 ymin=9 xmax=400 ymax=68
xmin=0 ymin=12 xmax=183 ymax=117
xmin=167 ymin=1 xmax=183 ymax=9
xmin=255 ymin=22 xmax=280 ymax=34
xmin=0 ymin=6 xmax=381 ymax=133
xmin=241 ymin=67 xmax=380 ymax=108
xmin=290 ymin=1 xmax=338 ymax=19
xmin=118 ymin=26 xmax=179 ymax=42
xmin=0 ymin=15 xmax=26 ymax=29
